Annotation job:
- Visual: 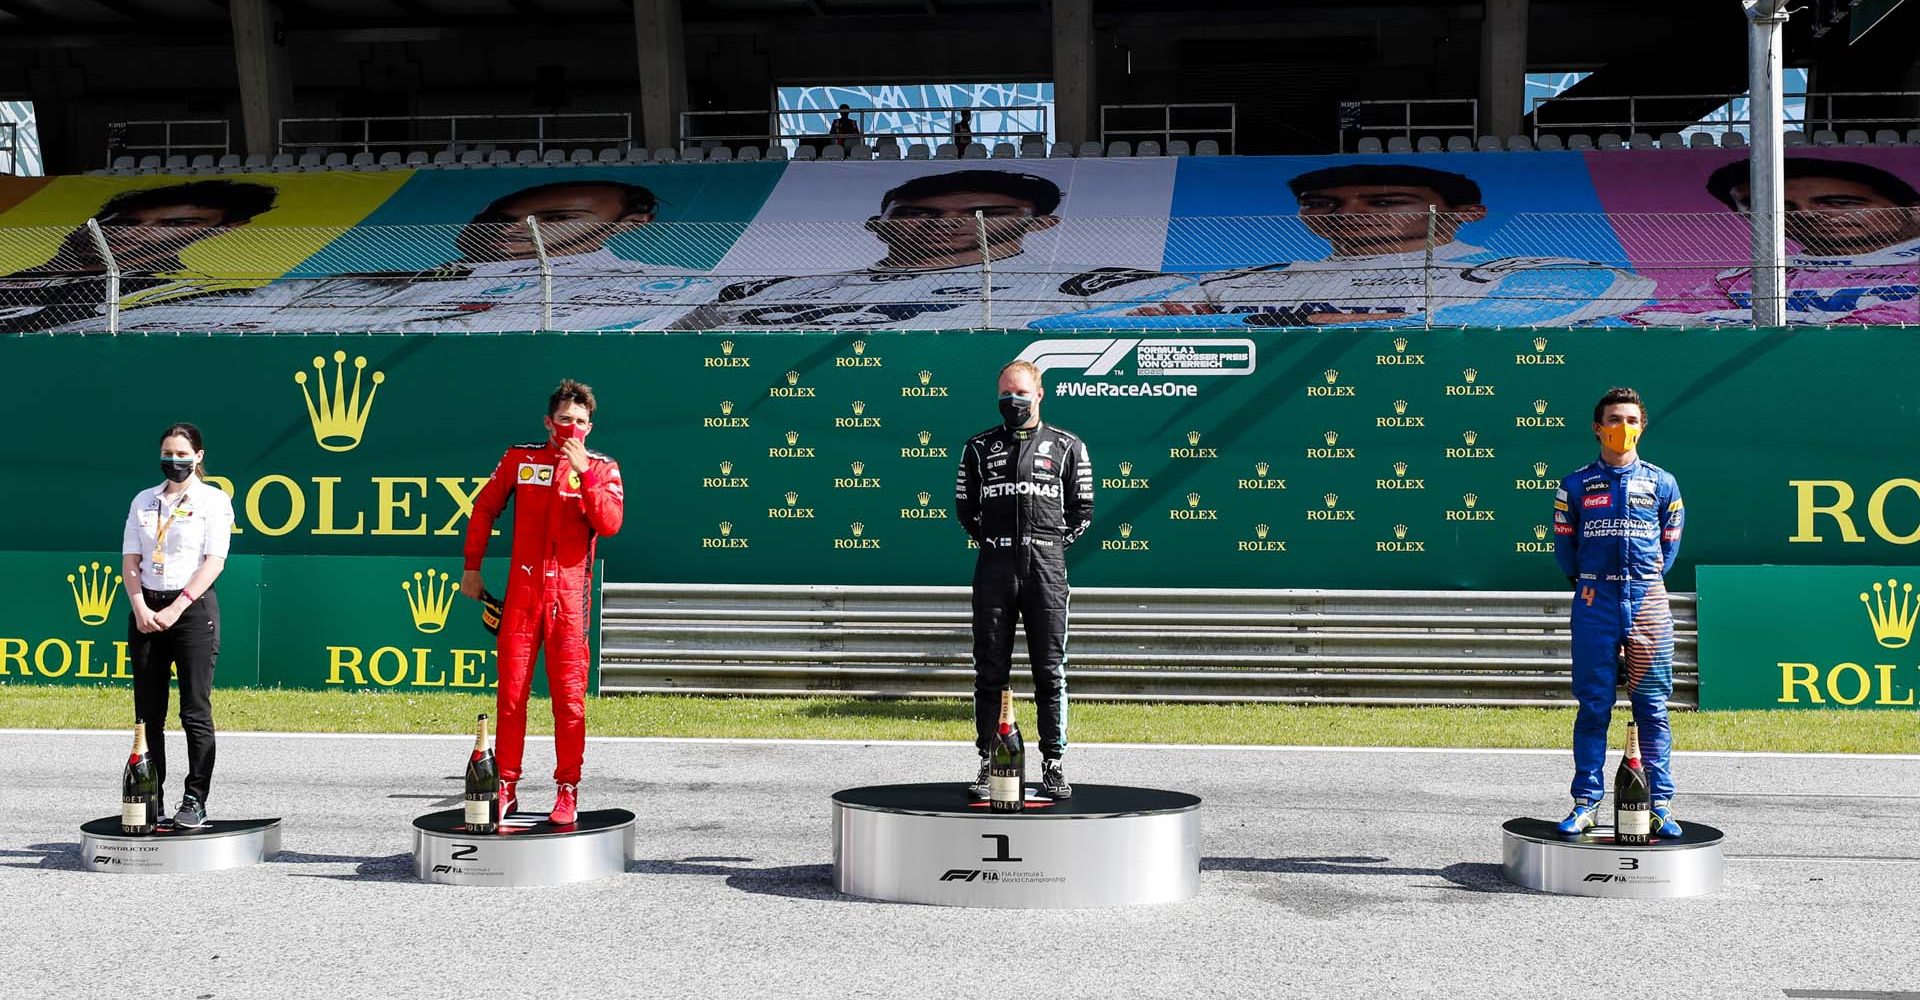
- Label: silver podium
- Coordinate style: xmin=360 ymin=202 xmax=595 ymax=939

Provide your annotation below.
xmin=833 ymin=783 xmax=1201 ymax=908
xmin=412 ymin=807 xmax=635 ymax=886
xmin=1502 ymin=817 xmax=1725 ymax=898
xmin=80 ymin=817 xmax=282 ymax=874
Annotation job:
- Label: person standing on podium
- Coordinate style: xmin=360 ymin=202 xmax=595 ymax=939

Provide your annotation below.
xmin=955 ymin=360 xmax=1094 ymax=801
xmin=460 ymin=380 xmax=624 ymax=826
xmin=1552 ymin=386 xmax=1684 ymax=838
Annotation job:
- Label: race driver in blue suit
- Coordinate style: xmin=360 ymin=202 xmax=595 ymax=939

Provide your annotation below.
xmin=1553 ymin=386 xmax=1685 ymax=838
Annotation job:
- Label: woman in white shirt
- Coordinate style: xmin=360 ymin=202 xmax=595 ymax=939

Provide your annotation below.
xmin=121 ymin=422 xmax=233 ymax=830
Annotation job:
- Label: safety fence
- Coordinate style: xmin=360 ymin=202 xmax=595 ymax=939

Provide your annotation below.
xmin=2 ymin=209 xmax=1912 ymax=333
xmin=600 ymin=584 xmax=1699 ymax=707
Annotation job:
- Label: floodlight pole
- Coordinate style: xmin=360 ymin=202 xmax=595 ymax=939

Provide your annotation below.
xmin=1745 ymin=0 xmax=1790 ymax=328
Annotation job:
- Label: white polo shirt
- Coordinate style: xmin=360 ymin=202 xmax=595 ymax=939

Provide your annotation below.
xmin=122 ymin=478 xmax=234 ymax=592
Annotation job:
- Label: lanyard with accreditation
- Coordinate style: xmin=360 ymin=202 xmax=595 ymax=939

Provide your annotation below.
xmin=150 ymin=490 xmax=194 ymax=575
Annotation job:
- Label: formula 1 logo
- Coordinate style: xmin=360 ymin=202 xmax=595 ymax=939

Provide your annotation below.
xmin=1582 ymin=873 xmax=1619 ymax=883
xmin=1016 ymin=338 xmax=1256 ymax=377
xmin=939 ymin=869 xmax=1000 ymax=882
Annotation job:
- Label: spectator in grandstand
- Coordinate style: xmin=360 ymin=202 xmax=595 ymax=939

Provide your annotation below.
xmin=110 ymin=179 xmax=716 ymax=332
xmin=1058 ymin=163 xmax=1653 ymax=328
xmin=951 ymin=110 xmax=973 ymax=152
xmin=670 ymin=168 xmax=1194 ymax=330
xmin=829 ymin=104 xmax=863 ymax=148
xmin=0 ymin=180 xmax=275 ymax=332
xmin=1627 ymin=156 xmax=1920 ymax=326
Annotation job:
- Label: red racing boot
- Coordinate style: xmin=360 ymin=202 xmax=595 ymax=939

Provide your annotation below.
xmin=550 ymin=782 xmax=578 ymax=826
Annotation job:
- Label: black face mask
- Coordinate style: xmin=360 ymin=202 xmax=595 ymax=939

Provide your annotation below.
xmin=160 ymin=458 xmax=196 ymax=483
xmin=998 ymin=394 xmax=1034 ymax=428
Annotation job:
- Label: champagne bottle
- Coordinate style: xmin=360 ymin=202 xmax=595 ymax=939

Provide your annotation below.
xmin=121 ymin=721 xmax=159 ymax=835
xmin=988 ymin=689 xmax=1025 ymax=813
xmin=464 ymin=714 xmax=500 ymax=833
xmin=1614 ymin=720 xmax=1652 ymax=845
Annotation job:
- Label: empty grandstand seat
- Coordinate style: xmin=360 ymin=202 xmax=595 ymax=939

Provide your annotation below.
xmin=137 ymin=155 xmax=163 ymax=173
xmin=1506 ymin=135 xmax=1534 ymax=151
xmin=1597 ymin=133 xmax=1625 ymax=150
xmin=164 ymin=154 xmax=190 ymax=172
xmin=1876 ymin=129 xmax=1902 ymax=146
xmin=652 ymin=147 xmax=679 ymax=162
xmin=185 ymin=154 xmax=213 ymax=172
xmin=294 ymin=151 xmax=323 ymax=170
xmin=1534 ymin=134 xmax=1564 ymax=151
xmin=1689 ymin=132 xmax=1717 ymax=149
xmin=1136 ymin=140 xmax=1161 ymax=156
xmin=1195 ymin=139 xmax=1220 ymax=156
xmin=509 ymin=149 xmax=536 ymax=166
xmin=1908 ymin=128 xmax=1920 ymax=145
xmin=707 ymin=146 xmax=733 ymax=162
xmin=1812 ymin=129 xmax=1838 ymax=146
xmin=906 ymin=143 xmax=930 ymax=160
xmin=765 ymin=144 xmax=789 ymax=162
xmin=568 ymin=148 xmax=595 ymax=165
xmin=1783 ymin=131 xmax=1809 ymax=147
xmin=1386 ymin=136 xmax=1413 ymax=153
xmin=820 ymin=143 xmax=847 ymax=161
xmin=1022 ymin=139 xmax=1047 ymax=158
xmin=431 ymin=150 xmax=457 ymax=168
xmin=485 ymin=150 xmax=512 ymax=167
xmin=323 ymin=152 xmax=351 ymax=169
xmin=349 ymin=151 xmax=376 ymax=170
xmin=622 ymin=147 xmax=649 ymax=164
xmin=241 ymin=152 xmax=269 ymax=171
xmin=110 ymin=155 xmax=137 ymax=174
xmin=1445 ymin=136 xmax=1472 ymax=152
xmin=962 ymin=142 xmax=989 ymax=159
xmin=1722 ymin=131 xmax=1748 ymax=148
xmin=1656 ymin=132 xmax=1686 ymax=150
xmin=1627 ymin=133 xmax=1654 ymax=150
xmin=1051 ymin=141 xmax=1075 ymax=158
xmin=594 ymin=148 xmax=622 ymax=164
xmin=1167 ymin=139 xmax=1191 ymax=157
xmin=738 ymin=146 xmax=762 ymax=162
xmin=875 ymin=141 xmax=900 ymax=160
xmin=1106 ymin=140 xmax=1132 ymax=157
xmin=851 ymin=142 xmax=876 ymax=160
xmin=992 ymin=142 xmax=1017 ymax=158
xmin=1476 ymin=135 xmax=1502 ymax=152
xmin=793 ymin=145 xmax=816 ymax=161
xmin=537 ymin=149 xmax=565 ymax=167
xmin=1078 ymin=140 xmax=1104 ymax=157
xmin=269 ymin=152 xmax=296 ymax=171
xmin=216 ymin=153 xmax=242 ymax=172
xmin=1355 ymin=137 xmax=1384 ymax=154
xmin=1567 ymin=134 xmax=1595 ymax=150
xmin=378 ymin=151 xmax=405 ymax=169
xmin=1415 ymin=136 xmax=1442 ymax=152
xmin=1842 ymin=129 xmax=1870 ymax=146
xmin=932 ymin=142 xmax=957 ymax=159
xmin=405 ymin=151 xmax=431 ymax=168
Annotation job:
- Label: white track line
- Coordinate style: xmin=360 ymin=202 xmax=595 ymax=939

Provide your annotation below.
xmin=5 ymin=728 xmax=1918 ymax=760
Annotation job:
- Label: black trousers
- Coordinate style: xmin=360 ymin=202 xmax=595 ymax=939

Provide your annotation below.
xmin=970 ymin=546 xmax=1069 ymax=758
xmin=129 ymin=588 xmax=220 ymax=806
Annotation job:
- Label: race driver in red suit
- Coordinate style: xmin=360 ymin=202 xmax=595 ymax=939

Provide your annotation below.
xmin=460 ymin=379 xmax=623 ymax=825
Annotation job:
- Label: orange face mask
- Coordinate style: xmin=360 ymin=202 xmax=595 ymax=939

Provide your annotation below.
xmin=1598 ymin=422 xmax=1643 ymax=454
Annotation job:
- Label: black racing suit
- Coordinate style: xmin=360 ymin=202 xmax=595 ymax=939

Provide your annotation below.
xmin=955 ymin=422 xmax=1094 ymax=759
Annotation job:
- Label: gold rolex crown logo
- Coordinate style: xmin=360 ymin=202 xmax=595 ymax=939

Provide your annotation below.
xmin=1464 ymin=493 xmax=1478 ymax=508
xmin=1394 ymin=524 xmax=1408 ymax=539
xmin=1534 ymin=461 xmax=1549 ymax=476
xmin=720 ymin=521 xmax=733 ymax=536
xmin=851 ymin=522 xmax=865 ymax=537
xmin=1393 ymin=337 xmax=1408 ymax=352
xmin=917 ymin=491 xmax=931 ymax=506
xmin=1463 ymin=430 xmax=1479 ymax=445
xmin=719 ymin=460 xmax=734 ymax=475
xmin=852 ymin=340 xmax=867 ymax=356
xmin=1119 ymin=523 xmax=1134 ymax=538
xmin=1255 ymin=523 xmax=1270 ymax=539
xmin=785 ymin=491 xmax=798 ymax=506
xmin=1463 ymin=368 xmax=1478 ymax=384
xmin=917 ymin=429 xmax=932 ymax=446
xmin=851 ymin=460 xmax=865 ymax=475
xmin=1393 ymin=399 xmax=1408 ymax=415
xmin=1861 ymin=578 xmax=1919 ymax=648
xmin=296 ymin=351 xmax=385 ymax=453
xmin=1324 ymin=492 xmax=1339 ymax=508
xmin=918 ymin=370 xmax=932 ymax=386
xmin=1533 ymin=336 xmax=1548 ymax=352
xmin=67 ymin=561 xmax=121 ymax=626
xmin=785 ymin=370 xmax=800 ymax=386
xmin=1119 ymin=461 xmax=1134 ymax=476
xmin=401 ymin=569 xmax=455 ymax=634
xmin=1255 ymin=461 xmax=1270 ymax=477
xmin=720 ymin=399 xmax=735 ymax=415
xmin=1394 ymin=461 xmax=1408 ymax=476
xmin=1187 ymin=492 xmax=1201 ymax=508
xmin=1186 ymin=430 xmax=1201 ymax=446
xmin=1534 ymin=399 xmax=1549 ymax=415
xmin=1324 ymin=430 xmax=1339 ymax=446
xmin=785 ymin=430 xmax=799 ymax=445
xmin=1323 ymin=368 xmax=1339 ymax=384
xmin=1534 ymin=524 xmax=1548 ymax=540
xmin=852 ymin=400 xmax=866 ymax=415
xmin=721 ymin=340 xmax=735 ymax=356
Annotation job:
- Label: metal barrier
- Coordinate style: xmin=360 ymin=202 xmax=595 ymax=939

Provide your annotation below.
xmin=1100 ymin=103 xmax=1236 ymax=152
xmin=105 ymin=119 xmax=232 ymax=164
xmin=599 ymin=584 xmax=1699 ymax=708
xmin=1336 ymin=99 xmax=1477 ymax=152
xmin=1529 ymin=89 xmax=1920 ymax=140
xmin=684 ymin=105 xmax=1052 ymax=153
xmin=0 ymin=123 xmax=18 ymax=176
xmin=276 ymin=113 xmax=632 ymax=156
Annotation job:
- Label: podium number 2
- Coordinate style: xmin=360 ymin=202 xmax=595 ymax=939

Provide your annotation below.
xmin=1580 ymin=586 xmax=1596 ymax=607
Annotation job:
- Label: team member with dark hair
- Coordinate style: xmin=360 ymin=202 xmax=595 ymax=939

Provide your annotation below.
xmin=675 ymin=168 xmax=1192 ymax=330
xmin=1632 ymin=155 xmax=1920 ymax=325
xmin=1552 ymin=388 xmax=1684 ymax=837
xmin=3 ymin=180 xmax=277 ymax=332
xmin=460 ymin=380 xmax=624 ymax=825
xmin=121 ymin=422 xmax=234 ymax=830
xmin=955 ymin=360 xmax=1093 ymax=800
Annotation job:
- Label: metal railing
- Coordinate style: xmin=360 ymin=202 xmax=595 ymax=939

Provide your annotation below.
xmin=276 ymin=113 xmax=632 ymax=157
xmin=597 ymin=584 xmax=1699 ymax=707
xmin=105 ymin=119 xmax=232 ymax=165
xmin=1337 ymin=99 xmax=1478 ymax=152
xmin=0 ymin=123 xmax=18 ymax=176
xmin=684 ymin=105 xmax=1053 ymax=153
xmin=1530 ymin=89 xmax=1920 ymax=140
xmin=1101 ymin=103 xmax=1236 ymax=152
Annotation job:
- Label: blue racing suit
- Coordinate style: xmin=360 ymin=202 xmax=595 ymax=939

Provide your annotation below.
xmin=1554 ymin=458 xmax=1684 ymax=803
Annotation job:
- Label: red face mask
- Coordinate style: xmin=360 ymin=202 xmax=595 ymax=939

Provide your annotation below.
xmin=552 ymin=420 xmax=588 ymax=443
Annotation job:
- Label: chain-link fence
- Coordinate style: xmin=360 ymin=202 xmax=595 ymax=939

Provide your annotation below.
xmin=2 ymin=208 xmax=1916 ymax=333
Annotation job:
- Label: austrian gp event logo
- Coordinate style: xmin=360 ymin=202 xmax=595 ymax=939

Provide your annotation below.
xmin=1018 ymin=338 xmax=1255 ymax=399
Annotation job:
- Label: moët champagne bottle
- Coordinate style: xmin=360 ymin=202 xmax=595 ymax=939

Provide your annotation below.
xmin=988 ymin=689 xmax=1025 ymax=813
xmin=121 ymin=720 xmax=160 ymax=835
xmin=464 ymin=714 xmax=500 ymax=833
xmin=1613 ymin=720 xmax=1652 ymax=845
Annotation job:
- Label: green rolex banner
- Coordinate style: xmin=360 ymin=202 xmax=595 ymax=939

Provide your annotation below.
xmin=1697 ymin=566 xmax=1920 ymax=710
xmin=0 ymin=553 xmax=601 ymax=694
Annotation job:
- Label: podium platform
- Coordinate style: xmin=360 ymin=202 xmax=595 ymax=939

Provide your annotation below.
xmin=1501 ymin=817 xmax=1725 ymax=898
xmin=412 ymin=808 xmax=635 ymax=886
xmin=80 ymin=817 xmax=282 ymax=874
xmin=832 ymin=783 xmax=1200 ymax=908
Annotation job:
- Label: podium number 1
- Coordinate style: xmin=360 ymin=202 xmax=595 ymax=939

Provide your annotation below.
xmin=981 ymin=834 xmax=1022 ymax=863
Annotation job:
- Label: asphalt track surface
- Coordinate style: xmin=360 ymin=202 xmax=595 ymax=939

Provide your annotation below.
xmin=4 ymin=729 xmax=1918 ymax=1000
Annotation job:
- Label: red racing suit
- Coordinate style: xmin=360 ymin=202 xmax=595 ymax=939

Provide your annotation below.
xmin=463 ymin=439 xmax=624 ymax=785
